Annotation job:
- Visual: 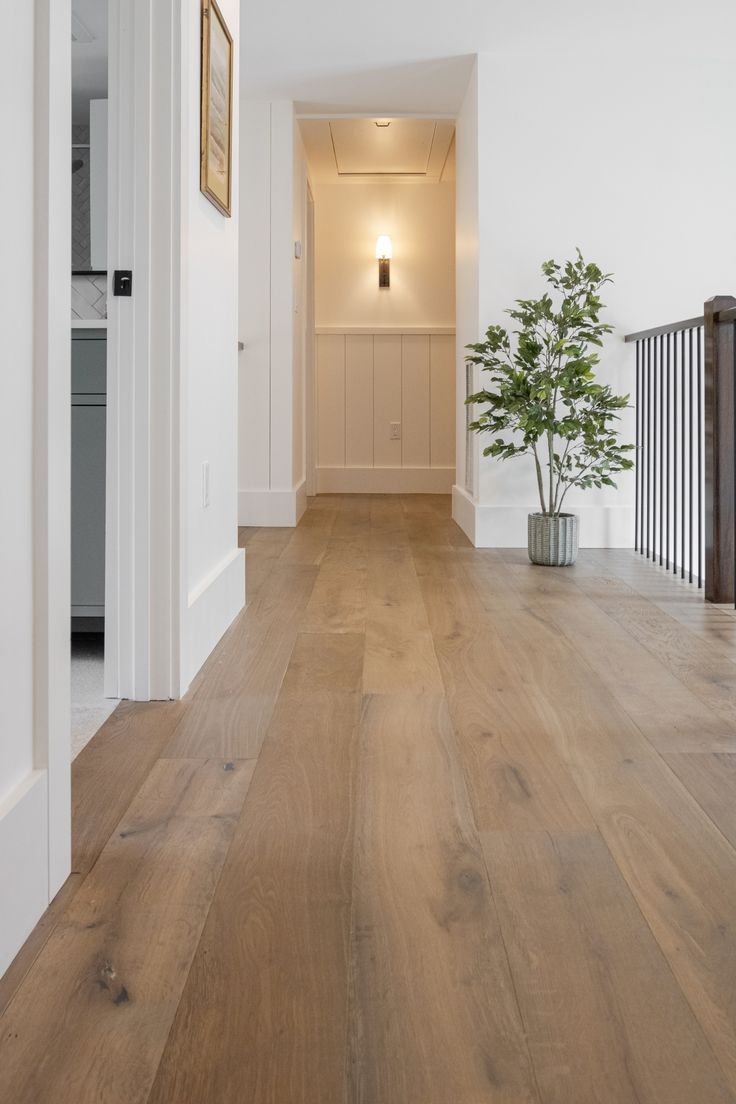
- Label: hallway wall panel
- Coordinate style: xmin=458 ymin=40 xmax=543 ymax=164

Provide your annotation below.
xmin=345 ymin=336 xmax=374 ymax=467
xmin=317 ymin=334 xmax=346 ymax=468
xmin=373 ymin=335 xmax=402 ymax=469
xmin=430 ymin=335 xmax=456 ymax=468
xmin=401 ymin=335 xmax=431 ymax=469
xmin=315 ymin=330 xmax=455 ymax=494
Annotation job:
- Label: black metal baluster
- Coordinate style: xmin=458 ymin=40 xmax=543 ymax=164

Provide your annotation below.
xmin=732 ymin=318 xmax=736 ymax=610
xmin=635 ymin=341 xmax=640 ymax=551
xmin=648 ymin=335 xmax=653 ymax=560
xmin=642 ymin=339 xmax=647 ymax=558
xmin=645 ymin=338 xmax=651 ymax=557
xmin=665 ymin=332 xmax=671 ymax=570
xmin=652 ymin=336 xmax=658 ymax=560
xmin=688 ymin=328 xmax=694 ymax=583
xmin=675 ymin=328 xmax=679 ymax=574
xmin=701 ymin=326 xmax=706 ymax=587
xmin=684 ymin=326 xmax=688 ymax=578
xmin=662 ymin=331 xmax=666 ymax=565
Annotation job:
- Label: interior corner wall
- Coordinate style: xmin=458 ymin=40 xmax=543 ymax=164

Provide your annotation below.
xmin=181 ymin=0 xmax=244 ymax=687
xmin=313 ymin=178 xmax=455 ymax=329
xmin=238 ymin=100 xmax=307 ymax=527
xmin=457 ymin=49 xmax=736 ymax=548
xmin=453 ymin=59 xmax=479 ymax=516
xmin=293 ymin=124 xmax=308 ymax=490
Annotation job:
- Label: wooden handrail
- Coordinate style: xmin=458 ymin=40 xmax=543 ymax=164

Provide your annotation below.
xmin=716 ymin=305 xmax=736 ymax=326
xmin=624 ymin=316 xmax=704 ymax=343
xmin=704 ymin=295 xmax=736 ymax=603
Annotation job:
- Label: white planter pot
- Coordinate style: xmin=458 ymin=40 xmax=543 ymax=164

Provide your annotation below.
xmin=528 ymin=512 xmax=579 ymax=566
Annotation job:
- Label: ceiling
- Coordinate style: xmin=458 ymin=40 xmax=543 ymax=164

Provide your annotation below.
xmin=300 ymin=118 xmax=455 ymax=183
xmin=68 ymin=0 xmax=732 ymax=128
xmin=71 ymin=0 xmax=108 ymax=125
xmin=239 ymin=0 xmax=726 ymax=115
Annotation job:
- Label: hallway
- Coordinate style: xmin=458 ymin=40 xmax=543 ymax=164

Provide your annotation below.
xmin=2 ymin=494 xmax=736 ymax=1102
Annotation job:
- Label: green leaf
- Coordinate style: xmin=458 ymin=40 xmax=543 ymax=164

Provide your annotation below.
xmin=466 ymin=251 xmax=633 ymax=514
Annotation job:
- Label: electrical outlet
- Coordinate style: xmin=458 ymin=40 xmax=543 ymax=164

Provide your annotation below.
xmin=390 ymin=422 xmax=401 ymax=440
xmin=202 ymin=462 xmax=210 ymax=508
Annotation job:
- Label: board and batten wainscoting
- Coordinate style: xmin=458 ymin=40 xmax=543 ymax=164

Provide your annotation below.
xmin=315 ymin=328 xmax=456 ymax=493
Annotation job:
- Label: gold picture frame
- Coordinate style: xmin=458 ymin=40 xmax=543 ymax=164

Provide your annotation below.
xmin=200 ymin=0 xmax=233 ymax=217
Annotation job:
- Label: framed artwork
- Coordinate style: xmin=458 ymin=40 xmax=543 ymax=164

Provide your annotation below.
xmin=200 ymin=0 xmax=233 ymax=217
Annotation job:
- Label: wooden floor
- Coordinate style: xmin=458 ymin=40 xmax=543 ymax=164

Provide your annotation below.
xmin=3 ymin=493 xmax=736 ymax=1103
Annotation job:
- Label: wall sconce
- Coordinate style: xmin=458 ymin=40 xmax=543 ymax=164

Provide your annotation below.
xmin=375 ymin=235 xmax=392 ymax=288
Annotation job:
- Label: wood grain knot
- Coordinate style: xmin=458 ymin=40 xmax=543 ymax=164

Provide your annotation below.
xmin=96 ymin=959 xmax=130 ymax=1006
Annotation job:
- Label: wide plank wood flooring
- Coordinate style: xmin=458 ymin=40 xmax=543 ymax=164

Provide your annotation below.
xmin=2 ymin=494 xmax=736 ymax=1102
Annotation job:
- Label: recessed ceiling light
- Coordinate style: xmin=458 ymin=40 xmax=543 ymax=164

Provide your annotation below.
xmin=374 ymin=120 xmax=391 ymax=128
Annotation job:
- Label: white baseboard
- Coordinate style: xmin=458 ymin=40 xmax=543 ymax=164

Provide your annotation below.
xmin=238 ymin=479 xmax=307 ymax=526
xmin=453 ymin=485 xmax=635 ymax=548
xmin=185 ymin=547 xmax=245 ymax=690
xmin=316 ymin=467 xmax=454 ymax=494
xmin=0 ymin=771 xmax=49 ymax=977
xmin=452 ymin=485 xmax=478 ymax=543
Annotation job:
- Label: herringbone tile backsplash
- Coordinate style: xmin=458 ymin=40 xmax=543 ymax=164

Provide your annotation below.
xmin=72 ymin=274 xmax=107 ymax=320
xmin=72 ymin=125 xmax=91 ymax=271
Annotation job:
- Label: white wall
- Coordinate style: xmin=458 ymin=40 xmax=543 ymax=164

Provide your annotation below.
xmin=455 ymin=50 xmax=736 ymax=547
xmin=454 ymin=62 xmax=479 ymax=506
xmin=0 ymin=1 xmax=35 ymax=809
xmin=238 ymin=101 xmax=271 ymax=497
xmin=181 ymin=0 xmax=244 ymax=685
xmin=315 ymin=331 xmax=455 ymax=493
xmin=315 ymin=178 xmax=455 ymax=328
xmin=238 ymin=100 xmax=307 ymax=526
xmin=106 ymin=0 xmax=244 ymax=698
xmin=292 ymin=125 xmax=308 ymax=488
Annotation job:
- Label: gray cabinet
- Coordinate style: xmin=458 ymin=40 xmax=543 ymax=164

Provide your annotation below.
xmin=71 ymin=329 xmax=106 ymax=621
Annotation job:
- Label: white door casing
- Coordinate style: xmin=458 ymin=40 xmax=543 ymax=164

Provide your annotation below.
xmin=0 ymin=0 xmax=71 ymax=978
xmin=105 ymin=0 xmax=183 ymax=702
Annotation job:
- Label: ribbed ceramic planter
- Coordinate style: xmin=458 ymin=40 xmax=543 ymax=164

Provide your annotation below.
xmin=528 ymin=512 xmax=579 ymax=566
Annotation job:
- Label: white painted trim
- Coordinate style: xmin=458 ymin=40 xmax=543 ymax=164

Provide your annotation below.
xmin=34 ymin=0 xmax=71 ymax=901
xmin=305 ymin=186 xmax=316 ymax=497
xmin=3 ymin=0 xmax=72 ymax=982
xmin=106 ymin=0 xmax=181 ymax=701
xmin=317 ymin=467 xmax=454 ymax=494
xmin=452 ymin=484 xmax=477 ymax=544
xmin=0 ymin=773 xmax=49 ymax=977
xmin=239 ymin=479 xmax=308 ymax=526
xmin=185 ymin=549 xmax=245 ymax=690
xmin=316 ymin=326 xmax=456 ymax=335
xmin=453 ymin=485 xmax=635 ymax=548
xmin=295 ymin=478 xmax=308 ymax=521
xmin=270 ymin=102 xmax=296 ymax=491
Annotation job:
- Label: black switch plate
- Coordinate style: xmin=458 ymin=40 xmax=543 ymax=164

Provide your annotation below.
xmin=113 ymin=270 xmax=132 ymax=296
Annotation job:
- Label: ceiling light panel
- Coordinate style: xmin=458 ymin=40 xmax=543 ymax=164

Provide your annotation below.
xmin=330 ymin=119 xmax=436 ymax=175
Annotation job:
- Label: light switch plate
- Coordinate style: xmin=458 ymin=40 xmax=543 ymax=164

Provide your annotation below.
xmin=390 ymin=422 xmax=401 ymax=440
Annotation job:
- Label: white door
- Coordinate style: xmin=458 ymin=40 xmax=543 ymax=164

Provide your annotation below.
xmin=0 ymin=0 xmax=72 ymax=976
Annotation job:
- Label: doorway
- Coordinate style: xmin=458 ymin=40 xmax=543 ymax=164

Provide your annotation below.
xmin=70 ymin=0 xmax=118 ymax=756
xmin=299 ymin=116 xmax=457 ymax=497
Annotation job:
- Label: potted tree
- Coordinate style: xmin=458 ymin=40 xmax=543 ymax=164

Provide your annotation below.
xmin=466 ymin=251 xmax=634 ymax=565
